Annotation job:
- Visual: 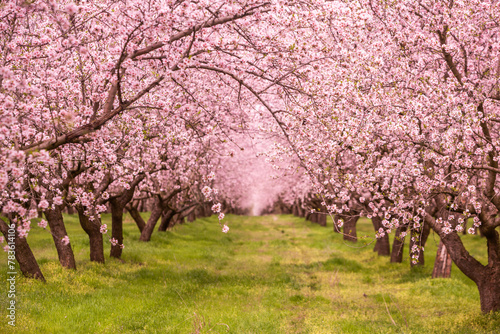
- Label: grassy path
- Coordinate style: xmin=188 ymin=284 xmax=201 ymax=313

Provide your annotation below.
xmin=1 ymin=214 xmax=499 ymax=333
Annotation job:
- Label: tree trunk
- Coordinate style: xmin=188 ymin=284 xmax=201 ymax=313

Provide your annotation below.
xmin=317 ymin=212 xmax=327 ymax=226
xmin=172 ymin=213 xmax=182 ymax=226
xmin=158 ymin=210 xmax=175 ymax=232
xmin=432 ymin=240 xmax=452 ymax=278
xmin=66 ymin=205 xmax=75 ymax=215
xmin=109 ymin=199 xmax=124 ymax=259
xmin=187 ymin=209 xmax=196 ymax=222
xmin=477 ymin=267 xmax=500 ymax=313
xmin=343 ymin=216 xmax=359 ymax=242
xmin=410 ymin=221 xmax=431 ymax=266
xmin=44 ymin=206 xmax=77 ymax=269
xmin=203 ymin=203 xmax=212 ymax=217
xmin=391 ymin=225 xmax=407 ymax=263
xmin=139 ymin=198 xmax=163 ymax=242
xmin=305 ymin=211 xmax=311 ymax=221
xmin=425 ymin=209 xmax=500 ymax=313
xmin=77 ymin=208 xmax=105 ymax=263
xmin=0 ymin=219 xmax=45 ymax=281
xmin=127 ymin=205 xmax=146 ymax=232
xmin=371 ymin=216 xmax=390 ymax=256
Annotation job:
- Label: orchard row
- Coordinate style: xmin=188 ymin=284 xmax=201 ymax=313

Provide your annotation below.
xmin=1 ymin=1 xmax=500 ymax=313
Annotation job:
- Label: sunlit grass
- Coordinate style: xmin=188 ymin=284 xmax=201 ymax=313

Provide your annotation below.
xmin=0 ymin=214 xmax=498 ymax=333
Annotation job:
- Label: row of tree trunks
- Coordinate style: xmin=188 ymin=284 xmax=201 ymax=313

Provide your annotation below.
xmin=308 ymin=211 xmax=327 ymax=226
xmin=291 ymin=199 xmax=306 ymax=218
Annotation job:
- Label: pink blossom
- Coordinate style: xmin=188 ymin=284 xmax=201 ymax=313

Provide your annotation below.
xmin=3 ymin=245 xmax=9 ymax=252
xmin=211 ymin=203 xmax=222 ymax=213
xmin=109 ymin=238 xmax=118 ymax=246
xmin=202 ymin=186 xmax=212 ymax=198
xmin=218 ymin=212 xmax=225 ymax=220
xmin=61 ymin=235 xmax=70 ymax=246
xmin=4 ymin=96 xmax=14 ymax=109
xmin=17 ymin=226 xmax=28 ymax=238
xmin=65 ymin=3 xmax=79 ymax=15
xmin=53 ymin=196 xmax=63 ymax=205
xmin=100 ymin=224 xmax=108 ymax=234
xmin=38 ymin=199 xmax=49 ymax=210
xmin=38 ymin=219 xmax=48 ymax=229
xmin=222 ymin=225 xmax=229 ymax=233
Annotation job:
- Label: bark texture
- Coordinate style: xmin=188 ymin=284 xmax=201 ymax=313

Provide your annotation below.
xmin=44 ymin=206 xmax=77 ymax=269
xmin=139 ymin=197 xmax=163 ymax=241
xmin=432 ymin=240 xmax=452 ymax=278
xmin=77 ymin=207 xmax=105 ymax=263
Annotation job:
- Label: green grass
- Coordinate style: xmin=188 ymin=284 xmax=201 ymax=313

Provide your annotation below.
xmin=0 ymin=214 xmax=499 ymax=333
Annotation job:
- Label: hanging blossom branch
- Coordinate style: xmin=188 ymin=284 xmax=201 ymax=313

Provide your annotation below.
xmin=201 ymin=172 xmax=229 ymax=233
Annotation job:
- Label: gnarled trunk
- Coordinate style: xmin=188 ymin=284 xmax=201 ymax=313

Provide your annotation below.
xmin=158 ymin=210 xmax=175 ymax=232
xmin=127 ymin=204 xmax=146 ymax=232
xmin=139 ymin=198 xmax=163 ymax=242
xmin=44 ymin=206 xmax=76 ymax=269
xmin=77 ymin=208 xmax=104 ymax=263
xmin=371 ymin=216 xmax=390 ymax=256
xmin=0 ymin=219 xmax=45 ymax=281
xmin=425 ymin=211 xmax=500 ymax=313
